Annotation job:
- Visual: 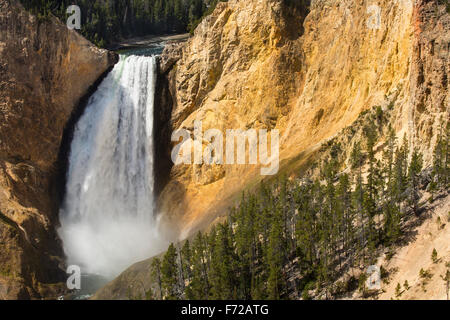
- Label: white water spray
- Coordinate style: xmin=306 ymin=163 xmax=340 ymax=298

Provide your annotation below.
xmin=59 ymin=55 xmax=166 ymax=277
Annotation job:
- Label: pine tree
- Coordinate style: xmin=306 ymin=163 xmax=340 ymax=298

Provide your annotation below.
xmin=363 ymin=123 xmax=379 ymax=258
xmin=267 ymin=206 xmax=285 ymax=300
xmin=336 ymin=173 xmax=354 ymax=268
xmin=177 ymin=244 xmax=186 ymax=296
xmin=351 ymin=141 xmax=366 ymax=260
xmin=404 ymin=280 xmax=410 ymax=291
xmin=209 ymin=223 xmax=235 ymax=299
xmin=234 ymin=193 xmax=257 ymax=299
xmin=181 ymin=240 xmax=193 ymax=283
xmin=394 ymin=135 xmax=409 ymax=206
xmin=407 ymin=148 xmax=423 ymax=216
xmin=431 ymin=121 xmax=449 ymax=191
xmin=150 ymin=257 xmax=163 ymax=299
xmin=431 ymin=248 xmax=438 ymax=264
xmin=295 ymin=180 xmax=317 ymax=272
xmin=395 ymin=282 xmax=402 ymax=298
xmin=189 ymin=232 xmax=210 ymax=299
xmin=382 ymin=127 xmax=401 ymax=244
xmin=389 ymin=134 xmax=409 ymax=241
xmin=161 ymin=243 xmax=180 ymax=299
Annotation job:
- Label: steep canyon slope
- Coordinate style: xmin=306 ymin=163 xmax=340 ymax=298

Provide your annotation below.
xmin=93 ymin=0 xmax=449 ymax=300
xmin=0 ymin=0 xmax=117 ymax=299
xmin=157 ymin=0 xmax=448 ymax=238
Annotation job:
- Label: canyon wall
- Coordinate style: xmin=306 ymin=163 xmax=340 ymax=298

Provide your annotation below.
xmin=410 ymin=0 xmax=449 ymax=156
xmin=0 ymin=0 xmax=117 ymax=299
xmin=156 ymin=0 xmax=448 ymax=239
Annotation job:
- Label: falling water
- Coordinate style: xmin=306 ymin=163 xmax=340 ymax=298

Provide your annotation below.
xmin=59 ymin=54 xmax=166 ymax=278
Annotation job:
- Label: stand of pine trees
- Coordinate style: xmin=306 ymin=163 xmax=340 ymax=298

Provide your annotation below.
xmin=150 ymin=114 xmax=448 ymax=300
xmin=19 ymin=0 xmax=224 ymax=47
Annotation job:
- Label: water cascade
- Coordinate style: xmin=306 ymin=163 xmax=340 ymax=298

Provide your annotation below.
xmin=59 ymin=54 xmax=166 ymax=277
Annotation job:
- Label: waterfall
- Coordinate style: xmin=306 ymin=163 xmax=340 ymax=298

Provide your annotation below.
xmin=58 ymin=55 xmax=166 ymax=277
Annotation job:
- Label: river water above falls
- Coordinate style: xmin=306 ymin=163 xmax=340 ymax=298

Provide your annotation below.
xmin=58 ymin=51 xmax=167 ymax=282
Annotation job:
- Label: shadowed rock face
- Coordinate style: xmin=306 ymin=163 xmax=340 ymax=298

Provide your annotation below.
xmin=410 ymin=0 xmax=450 ymax=153
xmin=155 ymin=0 xmax=448 ymax=239
xmin=0 ymin=0 xmax=117 ymax=299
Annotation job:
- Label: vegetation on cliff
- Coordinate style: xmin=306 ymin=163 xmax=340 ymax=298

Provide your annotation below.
xmin=145 ymin=108 xmax=449 ymax=300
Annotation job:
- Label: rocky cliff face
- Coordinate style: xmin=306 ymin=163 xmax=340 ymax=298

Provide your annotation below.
xmin=156 ymin=0 xmax=448 ymax=238
xmin=410 ymin=0 xmax=449 ymax=156
xmin=0 ymin=0 xmax=117 ymax=299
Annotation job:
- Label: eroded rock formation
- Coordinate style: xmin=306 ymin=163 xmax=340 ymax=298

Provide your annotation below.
xmin=156 ymin=0 xmax=448 ymax=238
xmin=0 ymin=0 xmax=117 ymax=299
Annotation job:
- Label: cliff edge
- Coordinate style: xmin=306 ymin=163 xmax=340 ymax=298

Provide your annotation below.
xmin=0 ymin=0 xmax=117 ymax=299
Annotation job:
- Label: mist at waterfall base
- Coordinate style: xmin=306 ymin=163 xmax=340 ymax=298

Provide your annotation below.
xmin=58 ymin=53 xmax=168 ymax=280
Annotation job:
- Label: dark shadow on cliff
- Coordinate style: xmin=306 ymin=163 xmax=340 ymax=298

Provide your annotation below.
xmin=153 ymin=57 xmax=175 ymax=197
xmin=281 ymin=0 xmax=311 ymax=41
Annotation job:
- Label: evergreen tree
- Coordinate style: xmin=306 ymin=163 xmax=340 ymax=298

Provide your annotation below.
xmin=351 ymin=141 xmax=366 ymax=259
xmin=161 ymin=243 xmax=180 ymax=299
xmin=336 ymin=173 xmax=355 ymax=267
xmin=267 ymin=207 xmax=285 ymax=300
xmin=181 ymin=240 xmax=193 ymax=283
xmin=209 ymin=223 xmax=235 ymax=299
xmin=295 ymin=180 xmax=317 ymax=272
xmin=189 ymin=232 xmax=210 ymax=299
xmin=394 ymin=135 xmax=409 ymax=208
xmin=431 ymin=248 xmax=438 ymax=264
xmin=150 ymin=257 xmax=163 ymax=299
xmin=363 ymin=123 xmax=379 ymax=258
xmin=234 ymin=194 xmax=251 ymax=299
xmin=407 ymin=148 xmax=423 ymax=216
xmin=431 ymin=122 xmax=449 ymax=191
xmin=382 ymin=127 xmax=401 ymax=244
